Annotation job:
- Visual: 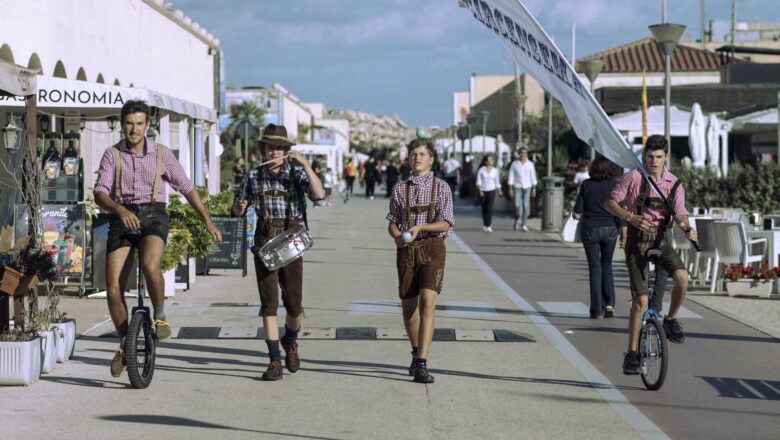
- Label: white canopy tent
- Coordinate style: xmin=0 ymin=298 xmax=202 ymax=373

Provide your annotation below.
xmin=293 ymin=143 xmax=344 ymax=178
xmin=435 ymin=135 xmax=511 ymax=167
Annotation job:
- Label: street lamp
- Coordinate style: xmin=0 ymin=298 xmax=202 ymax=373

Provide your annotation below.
xmin=650 ymin=22 xmax=686 ymax=148
xmin=106 ymin=116 xmax=118 ymax=132
xmin=579 ymin=59 xmax=604 ymax=159
xmin=465 ymin=114 xmax=476 ymax=157
xmin=513 ymin=93 xmax=527 ymax=153
xmin=481 ymin=110 xmax=490 ymax=153
xmin=2 ymin=114 xmax=24 ymax=152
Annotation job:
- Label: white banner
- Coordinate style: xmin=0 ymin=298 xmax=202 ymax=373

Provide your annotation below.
xmin=460 ymin=0 xmax=644 ymax=171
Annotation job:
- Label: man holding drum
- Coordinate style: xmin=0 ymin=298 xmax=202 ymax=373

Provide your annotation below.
xmin=232 ymin=124 xmax=325 ymax=381
xmin=387 ymin=138 xmax=454 ymax=384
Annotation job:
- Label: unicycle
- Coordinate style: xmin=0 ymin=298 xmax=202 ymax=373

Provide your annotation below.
xmin=119 ymin=229 xmax=156 ymax=389
xmin=639 ymin=285 xmax=668 ymax=391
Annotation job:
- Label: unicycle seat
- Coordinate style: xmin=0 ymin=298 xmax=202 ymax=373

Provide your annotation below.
xmin=119 ymin=229 xmax=142 ymax=246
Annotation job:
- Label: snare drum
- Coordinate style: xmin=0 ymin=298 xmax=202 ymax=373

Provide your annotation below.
xmin=256 ymin=224 xmax=313 ymax=271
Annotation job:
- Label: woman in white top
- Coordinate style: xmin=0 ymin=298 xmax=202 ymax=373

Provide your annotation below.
xmin=476 ymin=155 xmax=502 ymax=232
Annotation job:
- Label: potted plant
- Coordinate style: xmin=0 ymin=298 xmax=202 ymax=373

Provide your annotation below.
xmin=43 ymin=284 xmax=77 ymax=363
xmin=27 ymin=308 xmax=56 ymax=374
xmin=0 ymin=246 xmax=54 ymax=296
xmin=722 ymin=263 xmax=779 ymax=298
xmin=168 ymin=189 xmax=215 ymax=276
xmin=0 ymin=326 xmax=42 ymax=386
xmin=161 ymin=229 xmax=192 ymax=297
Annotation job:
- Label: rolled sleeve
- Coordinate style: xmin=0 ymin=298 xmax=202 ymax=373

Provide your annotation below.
xmin=673 ymin=183 xmax=688 ymax=217
xmin=435 ymin=180 xmax=455 ymax=228
xmin=610 ymin=171 xmax=632 ymax=204
xmin=94 ymin=148 xmax=115 ymax=196
xmin=162 ymin=147 xmax=195 ymax=195
xmin=386 ymin=187 xmax=403 ymax=226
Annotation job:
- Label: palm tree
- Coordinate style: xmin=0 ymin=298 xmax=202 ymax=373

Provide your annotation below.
xmin=226 ymin=100 xmax=266 ymax=160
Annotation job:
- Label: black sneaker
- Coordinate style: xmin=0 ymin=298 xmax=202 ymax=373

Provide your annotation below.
xmin=262 ymin=360 xmax=283 ymax=381
xmin=413 ymin=361 xmax=434 ymax=384
xmin=622 ymin=351 xmax=641 ymax=375
xmin=408 ymin=357 xmax=418 ymax=377
xmin=663 ymin=317 xmax=686 ymax=344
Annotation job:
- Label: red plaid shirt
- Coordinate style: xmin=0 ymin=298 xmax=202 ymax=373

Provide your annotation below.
xmin=387 ymin=172 xmax=454 ymax=238
xmin=94 ymin=138 xmax=194 ymax=204
xmin=610 ymin=168 xmax=688 ymax=226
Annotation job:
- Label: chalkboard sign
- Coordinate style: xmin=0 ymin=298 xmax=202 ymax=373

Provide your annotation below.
xmin=206 ymin=216 xmax=247 ymax=275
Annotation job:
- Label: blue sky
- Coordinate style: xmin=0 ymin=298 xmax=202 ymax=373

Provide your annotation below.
xmin=173 ymin=0 xmax=780 ymax=128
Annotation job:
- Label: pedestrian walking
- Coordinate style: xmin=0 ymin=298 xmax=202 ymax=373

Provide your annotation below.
xmin=385 ymin=159 xmax=400 ymax=199
xmin=93 ymin=100 xmax=222 ymax=378
xmin=363 ymin=156 xmax=379 ymax=199
xmin=476 ymin=155 xmax=501 ymax=233
xmin=232 ymin=157 xmax=246 ymax=184
xmin=323 ymin=167 xmax=335 ymax=206
xmin=232 ymin=123 xmax=325 ymax=381
xmin=442 ymin=153 xmax=461 ymax=195
xmin=344 ymin=158 xmax=357 ymax=198
xmin=507 ymin=147 xmax=537 ymax=232
xmin=572 ymin=156 xmax=622 ymax=319
xmin=387 ymin=138 xmax=454 ymax=384
xmin=605 ymin=135 xmax=697 ymax=375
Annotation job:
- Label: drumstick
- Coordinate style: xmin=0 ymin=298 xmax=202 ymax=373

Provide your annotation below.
xmin=257 ymin=154 xmax=290 ymax=167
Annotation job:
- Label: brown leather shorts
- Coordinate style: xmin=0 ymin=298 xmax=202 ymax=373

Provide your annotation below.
xmin=396 ymin=237 xmax=446 ymax=300
xmin=624 ymin=226 xmax=686 ymax=297
xmin=253 ymin=218 xmax=303 ymax=317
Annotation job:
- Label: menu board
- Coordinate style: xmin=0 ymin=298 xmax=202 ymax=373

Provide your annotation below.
xmin=206 ymin=215 xmax=247 ymax=274
xmin=15 ymin=204 xmax=85 ymax=274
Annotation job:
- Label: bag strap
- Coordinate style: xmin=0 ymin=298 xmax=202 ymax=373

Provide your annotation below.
xmin=151 ymin=142 xmax=164 ymax=202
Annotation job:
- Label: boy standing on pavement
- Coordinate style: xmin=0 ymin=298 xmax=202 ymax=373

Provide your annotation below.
xmin=232 ymin=124 xmax=325 ymax=381
xmin=507 ymin=147 xmax=537 ymax=231
xmin=605 ymin=135 xmax=697 ymax=374
xmin=387 ymin=138 xmax=454 ymax=384
xmin=94 ymin=100 xmax=222 ymax=378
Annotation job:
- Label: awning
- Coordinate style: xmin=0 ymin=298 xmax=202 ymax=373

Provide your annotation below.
xmin=729 ymin=108 xmax=778 ymax=131
xmin=0 ymin=59 xmax=37 ymax=96
xmin=0 ymin=75 xmax=216 ymax=122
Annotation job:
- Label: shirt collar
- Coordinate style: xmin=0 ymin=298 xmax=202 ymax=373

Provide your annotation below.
xmin=407 ymin=171 xmax=433 ymax=185
xmin=120 ymin=137 xmax=154 ymax=155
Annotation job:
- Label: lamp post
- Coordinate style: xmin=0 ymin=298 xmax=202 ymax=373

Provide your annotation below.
xmin=579 ymin=59 xmax=604 ymax=160
xmin=466 ymin=115 xmax=476 ymax=157
xmin=106 ymin=116 xmax=118 ymax=132
xmin=650 ymin=23 xmax=686 ymax=148
xmin=481 ymin=110 xmax=490 ymax=154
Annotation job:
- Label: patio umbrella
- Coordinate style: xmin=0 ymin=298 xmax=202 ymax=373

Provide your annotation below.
xmin=706 ymin=113 xmax=721 ymax=174
xmin=688 ymin=103 xmax=706 ymax=168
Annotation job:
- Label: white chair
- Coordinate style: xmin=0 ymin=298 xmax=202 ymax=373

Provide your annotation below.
xmin=670 ymin=223 xmax=691 ymax=269
xmin=710 ymin=221 xmax=768 ymax=293
xmin=708 ymin=207 xmax=726 ymax=218
xmin=723 ymin=208 xmax=744 ymax=222
xmin=692 ymin=218 xmax=718 ymax=288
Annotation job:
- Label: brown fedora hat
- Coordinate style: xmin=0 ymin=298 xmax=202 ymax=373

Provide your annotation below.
xmin=258 ymin=123 xmax=295 ymax=147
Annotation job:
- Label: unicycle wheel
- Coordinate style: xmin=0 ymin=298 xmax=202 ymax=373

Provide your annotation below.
xmin=640 ymin=318 xmax=668 ymax=390
xmin=125 ymin=310 xmax=156 ymax=389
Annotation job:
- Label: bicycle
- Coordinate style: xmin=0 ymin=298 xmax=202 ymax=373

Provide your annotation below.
xmin=119 ymin=229 xmax=156 ymax=389
xmin=639 ymin=282 xmax=668 ymax=391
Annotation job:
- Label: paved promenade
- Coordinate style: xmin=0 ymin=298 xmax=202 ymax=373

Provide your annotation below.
xmin=3 ymin=195 xmax=778 ymax=439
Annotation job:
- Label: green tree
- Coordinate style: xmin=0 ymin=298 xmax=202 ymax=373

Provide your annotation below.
xmin=225 ymin=100 xmax=266 ymax=159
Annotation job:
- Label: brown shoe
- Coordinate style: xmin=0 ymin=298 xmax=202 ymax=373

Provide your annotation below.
xmin=110 ymin=347 xmax=126 ymax=378
xmin=605 ymin=306 xmax=614 ymax=318
xmin=282 ymin=341 xmax=300 ymax=373
xmin=262 ymin=360 xmax=283 ymax=381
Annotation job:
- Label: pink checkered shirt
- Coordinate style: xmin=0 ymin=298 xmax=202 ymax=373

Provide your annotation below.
xmin=610 ymin=168 xmax=688 ymax=226
xmin=387 ymin=172 xmax=454 ymax=238
xmin=94 ymin=138 xmax=195 ymax=204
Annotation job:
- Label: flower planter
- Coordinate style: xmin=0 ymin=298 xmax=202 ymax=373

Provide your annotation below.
xmin=164 ymin=268 xmax=176 ymax=298
xmin=726 ymin=280 xmax=774 ymax=298
xmin=36 ymin=329 xmax=56 ymax=374
xmin=50 ymin=319 xmax=76 ymax=362
xmin=0 ymin=267 xmax=38 ymax=297
xmin=0 ymin=337 xmax=42 ymax=386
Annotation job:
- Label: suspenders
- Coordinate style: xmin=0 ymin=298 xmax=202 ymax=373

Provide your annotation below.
xmin=405 ymin=177 xmax=438 ymax=228
xmin=112 ymin=140 xmax=164 ymax=203
xmin=635 ymin=177 xmax=682 ymax=229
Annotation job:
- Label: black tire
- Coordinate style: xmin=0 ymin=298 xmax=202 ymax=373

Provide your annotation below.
xmin=125 ymin=311 xmax=156 ymax=389
xmin=640 ymin=318 xmax=668 ymax=391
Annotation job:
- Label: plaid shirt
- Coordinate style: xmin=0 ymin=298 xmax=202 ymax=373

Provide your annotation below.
xmin=94 ymin=138 xmax=194 ymax=204
xmin=387 ymin=172 xmax=454 ymax=238
xmin=611 ymin=168 xmax=688 ymax=227
xmin=235 ymin=161 xmax=314 ymax=220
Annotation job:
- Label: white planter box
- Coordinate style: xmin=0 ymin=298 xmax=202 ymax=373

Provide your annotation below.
xmin=0 ymin=337 xmax=42 ymax=386
xmin=37 ymin=330 xmax=56 ymax=374
xmin=726 ymin=280 xmax=774 ymax=298
xmin=50 ymin=319 xmax=76 ymax=363
xmin=188 ymin=257 xmax=196 ymax=285
xmin=164 ymin=268 xmax=176 ymax=298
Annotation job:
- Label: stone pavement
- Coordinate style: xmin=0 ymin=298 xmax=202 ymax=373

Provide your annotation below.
xmin=3 ymin=196 xmax=650 ymax=440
